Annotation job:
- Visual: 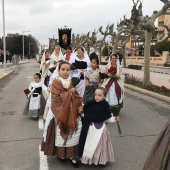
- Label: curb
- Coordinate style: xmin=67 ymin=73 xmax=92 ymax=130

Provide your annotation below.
xmin=125 ymin=83 xmax=170 ymax=103
xmin=0 ymin=70 xmax=14 ymax=81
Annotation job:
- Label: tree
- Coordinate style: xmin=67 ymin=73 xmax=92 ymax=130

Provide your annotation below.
xmin=154 ymin=41 xmax=170 ymax=54
xmin=130 ymin=0 xmax=170 ymax=86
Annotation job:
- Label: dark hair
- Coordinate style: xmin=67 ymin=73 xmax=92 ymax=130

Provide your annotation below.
xmin=45 ymin=50 xmax=49 ymax=55
xmin=90 ymin=53 xmax=99 ymax=64
xmin=110 ymin=53 xmax=118 ymax=59
xmin=95 ymin=87 xmax=107 ymax=96
xmin=67 ymin=46 xmax=72 ymax=51
xmin=58 ymin=61 xmax=70 ymax=70
xmin=77 ymin=47 xmax=84 ymax=52
xmin=34 ymin=72 xmax=41 ymax=79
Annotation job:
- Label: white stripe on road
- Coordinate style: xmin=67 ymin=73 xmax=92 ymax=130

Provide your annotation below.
xmin=39 ymin=118 xmax=44 ymax=130
xmin=39 ymin=145 xmax=49 ymax=170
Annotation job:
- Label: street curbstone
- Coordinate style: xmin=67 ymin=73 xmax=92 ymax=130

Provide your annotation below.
xmin=0 ymin=70 xmax=14 ymax=81
xmin=125 ymin=83 xmax=170 ymax=103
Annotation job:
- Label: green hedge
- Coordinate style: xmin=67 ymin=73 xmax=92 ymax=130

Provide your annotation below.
xmin=127 ymin=65 xmax=142 ymax=70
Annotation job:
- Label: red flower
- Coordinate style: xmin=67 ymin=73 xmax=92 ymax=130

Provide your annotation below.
xmin=161 ymin=85 xmax=167 ymax=89
xmin=24 ymin=89 xmax=30 ymax=95
xmin=45 ymin=58 xmax=50 ymax=61
xmin=102 ymin=72 xmax=108 ymax=76
xmin=164 ymin=89 xmax=170 ymax=93
xmin=49 ymin=66 xmax=56 ymax=73
xmin=146 ymin=85 xmax=152 ymax=89
xmin=108 ymin=66 xmax=117 ymax=75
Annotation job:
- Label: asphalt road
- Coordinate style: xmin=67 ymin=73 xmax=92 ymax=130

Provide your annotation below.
xmin=0 ymin=60 xmax=169 ymax=170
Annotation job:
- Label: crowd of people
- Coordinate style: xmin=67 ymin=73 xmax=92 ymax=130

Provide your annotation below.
xmin=22 ymin=45 xmax=169 ymax=169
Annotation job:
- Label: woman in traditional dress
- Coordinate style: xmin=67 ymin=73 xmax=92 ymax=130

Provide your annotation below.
xmin=83 ymin=54 xmax=100 ymax=104
xmin=41 ymin=61 xmax=83 ymax=168
xmin=23 ymin=73 xmax=48 ymax=119
xmin=79 ymin=87 xmax=115 ymax=165
xmin=143 ymin=120 xmax=170 ymax=170
xmin=101 ymin=54 xmax=124 ymax=109
xmin=40 ymin=51 xmax=51 ymax=86
xmin=69 ymin=47 xmax=91 ymax=98
xmin=64 ymin=46 xmax=72 ymax=62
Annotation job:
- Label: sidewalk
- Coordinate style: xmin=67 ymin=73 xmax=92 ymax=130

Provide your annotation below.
xmin=123 ymin=68 xmax=170 ymax=88
xmin=0 ymin=60 xmax=30 ymax=81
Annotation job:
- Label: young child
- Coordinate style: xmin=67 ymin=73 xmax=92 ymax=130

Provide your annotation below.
xmin=41 ymin=61 xmax=83 ymax=168
xmin=79 ymin=87 xmax=118 ymax=165
xmin=23 ymin=73 xmax=48 ymax=119
xmin=83 ymin=55 xmax=100 ymax=104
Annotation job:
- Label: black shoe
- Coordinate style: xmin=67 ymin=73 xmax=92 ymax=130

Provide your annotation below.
xmin=57 ymin=157 xmax=67 ymax=163
xmin=69 ymin=158 xmax=80 ymax=168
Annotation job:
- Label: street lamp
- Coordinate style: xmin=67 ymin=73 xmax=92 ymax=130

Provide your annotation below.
xmin=29 ymin=43 xmax=33 ymax=55
xmin=2 ymin=0 xmax=6 ymax=69
xmin=22 ymin=30 xmax=30 ymax=59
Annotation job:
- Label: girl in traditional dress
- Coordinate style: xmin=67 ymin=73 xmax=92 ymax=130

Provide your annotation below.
xmin=40 ymin=51 xmax=51 ymax=86
xmin=23 ymin=73 xmax=48 ymax=119
xmin=79 ymin=87 xmax=116 ymax=165
xmin=143 ymin=120 xmax=170 ymax=170
xmin=69 ymin=47 xmax=91 ymax=98
xmin=41 ymin=61 xmax=83 ymax=168
xmin=83 ymin=54 xmax=100 ymax=104
xmin=101 ymin=54 xmax=124 ymax=109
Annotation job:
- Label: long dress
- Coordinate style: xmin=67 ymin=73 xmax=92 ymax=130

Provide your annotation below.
xmin=41 ymin=76 xmax=83 ymax=158
xmin=23 ymin=81 xmax=48 ymax=118
xmin=83 ymin=68 xmax=100 ymax=104
xmin=101 ymin=64 xmax=124 ymax=107
xmin=79 ymin=99 xmax=115 ymax=165
xmin=69 ymin=55 xmax=91 ymax=98
xmin=143 ymin=120 xmax=170 ymax=170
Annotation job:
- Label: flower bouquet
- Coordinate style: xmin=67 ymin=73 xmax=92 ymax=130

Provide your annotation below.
xmin=49 ymin=66 xmax=56 ymax=73
xmin=24 ymin=88 xmax=30 ymax=98
xmin=108 ymin=66 xmax=117 ymax=75
xmin=45 ymin=58 xmax=50 ymax=61
xmin=110 ymin=105 xmax=122 ymax=135
xmin=99 ymin=72 xmax=109 ymax=79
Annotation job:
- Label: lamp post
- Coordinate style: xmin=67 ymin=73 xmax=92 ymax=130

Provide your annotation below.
xmin=2 ymin=0 xmax=6 ymax=69
xmin=29 ymin=43 xmax=33 ymax=55
xmin=22 ymin=30 xmax=30 ymax=59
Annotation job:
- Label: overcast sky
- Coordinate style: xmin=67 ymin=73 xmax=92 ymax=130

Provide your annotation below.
xmin=0 ymin=0 xmax=163 ymax=46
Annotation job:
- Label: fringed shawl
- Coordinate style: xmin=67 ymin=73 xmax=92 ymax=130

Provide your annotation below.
xmin=51 ymin=78 xmax=83 ymax=145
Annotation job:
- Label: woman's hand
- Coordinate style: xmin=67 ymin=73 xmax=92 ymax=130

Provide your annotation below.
xmin=78 ymin=106 xmax=83 ymax=113
xmin=80 ymin=69 xmax=86 ymax=75
xmin=85 ymin=80 xmax=89 ymax=86
xmin=115 ymin=116 xmax=120 ymax=121
xmin=109 ymin=74 xmax=120 ymax=79
xmin=70 ymin=88 xmax=76 ymax=94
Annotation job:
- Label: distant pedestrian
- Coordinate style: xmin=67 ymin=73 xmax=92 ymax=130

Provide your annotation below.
xmin=0 ymin=49 xmax=4 ymax=65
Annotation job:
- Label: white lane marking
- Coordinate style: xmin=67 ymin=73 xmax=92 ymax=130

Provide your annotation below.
xmin=39 ymin=118 xmax=44 ymax=130
xmin=39 ymin=145 xmax=49 ymax=170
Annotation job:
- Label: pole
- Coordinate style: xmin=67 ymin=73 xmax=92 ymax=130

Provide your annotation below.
xmin=23 ymin=32 xmax=24 ymax=59
xmin=29 ymin=43 xmax=30 ymax=55
xmin=2 ymin=0 xmax=6 ymax=69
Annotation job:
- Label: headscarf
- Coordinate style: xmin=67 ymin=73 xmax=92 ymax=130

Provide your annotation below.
xmin=50 ymin=45 xmax=64 ymax=68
